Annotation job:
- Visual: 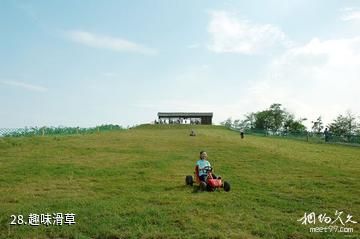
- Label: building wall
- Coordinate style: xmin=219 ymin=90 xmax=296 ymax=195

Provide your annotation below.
xmin=158 ymin=115 xmax=212 ymax=125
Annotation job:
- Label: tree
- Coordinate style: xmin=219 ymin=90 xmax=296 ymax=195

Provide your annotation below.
xmin=243 ymin=113 xmax=256 ymax=129
xmin=357 ymin=116 xmax=360 ymax=136
xmin=311 ymin=116 xmax=324 ymax=134
xmin=254 ymin=110 xmax=272 ymax=130
xmin=328 ymin=111 xmax=358 ymax=135
xmin=284 ymin=117 xmax=307 ymax=133
xmin=252 ymin=103 xmax=287 ymax=132
xmin=233 ymin=119 xmax=240 ymax=128
xmin=221 ymin=118 xmax=232 ymax=128
xmin=268 ymin=103 xmax=286 ymax=132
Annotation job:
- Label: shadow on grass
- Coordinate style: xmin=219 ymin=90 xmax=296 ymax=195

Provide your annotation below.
xmin=164 ymin=184 xmax=225 ymax=193
xmin=163 ymin=184 xmax=205 ymax=194
xmin=163 ymin=185 xmax=190 ymax=191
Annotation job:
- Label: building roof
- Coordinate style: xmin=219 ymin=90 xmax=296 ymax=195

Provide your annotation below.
xmin=158 ymin=112 xmax=213 ymax=117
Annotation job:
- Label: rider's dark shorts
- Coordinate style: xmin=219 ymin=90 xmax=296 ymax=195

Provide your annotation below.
xmin=199 ymin=175 xmax=207 ymax=182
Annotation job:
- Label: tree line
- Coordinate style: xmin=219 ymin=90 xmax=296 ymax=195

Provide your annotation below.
xmin=2 ymin=124 xmax=124 ymax=137
xmin=221 ymin=103 xmax=360 ymax=136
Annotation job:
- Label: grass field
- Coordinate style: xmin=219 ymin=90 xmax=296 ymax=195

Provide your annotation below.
xmin=0 ymin=125 xmax=359 ymax=239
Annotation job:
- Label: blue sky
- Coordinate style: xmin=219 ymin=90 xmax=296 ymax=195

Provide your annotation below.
xmin=1 ymin=0 xmax=360 ymax=128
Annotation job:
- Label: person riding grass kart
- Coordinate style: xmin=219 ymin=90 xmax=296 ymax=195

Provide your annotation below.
xmin=185 ymin=150 xmax=230 ymax=192
xmin=196 ymin=151 xmax=219 ymax=182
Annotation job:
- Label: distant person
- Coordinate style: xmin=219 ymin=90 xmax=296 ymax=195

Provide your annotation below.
xmin=240 ymin=129 xmax=244 ymax=139
xmin=196 ymin=151 xmax=218 ymax=182
xmin=324 ymin=128 xmax=329 ymax=142
xmin=190 ymin=129 xmax=196 ymax=136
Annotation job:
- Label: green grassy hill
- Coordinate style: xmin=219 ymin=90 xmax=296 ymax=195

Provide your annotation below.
xmin=0 ymin=125 xmax=359 ymax=239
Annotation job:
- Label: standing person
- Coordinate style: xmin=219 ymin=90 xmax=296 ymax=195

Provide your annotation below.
xmin=324 ymin=128 xmax=329 ymax=142
xmin=240 ymin=129 xmax=244 ymax=139
xmin=196 ymin=151 xmax=217 ymax=182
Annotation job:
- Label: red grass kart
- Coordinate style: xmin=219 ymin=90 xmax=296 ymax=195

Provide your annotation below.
xmin=185 ymin=166 xmax=230 ymax=192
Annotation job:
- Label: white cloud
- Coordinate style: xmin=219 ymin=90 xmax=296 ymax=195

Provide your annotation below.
xmin=133 ymin=37 xmax=360 ymax=127
xmin=340 ymin=8 xmax=360 ymax=22
xmin=66 ymin=30 xmax=158 ymax=55
xmin=207 ymin=10 xmax=292 ymax=54
xmin=245 ymin=36 xmax=360 ymax=127
xmin=1 ymin=80 xmax=48 ymax=92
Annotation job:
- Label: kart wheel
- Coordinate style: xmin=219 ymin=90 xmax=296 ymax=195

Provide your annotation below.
xmin=223 ymin=181 xmax=231 ymax=192
xmin=206 ymin=184 xmax=214 ymax=192
xmin=185 ymin=175 xmax=193 ymax=186
xmin=200 ymin=182 xmax=207 ymax=191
